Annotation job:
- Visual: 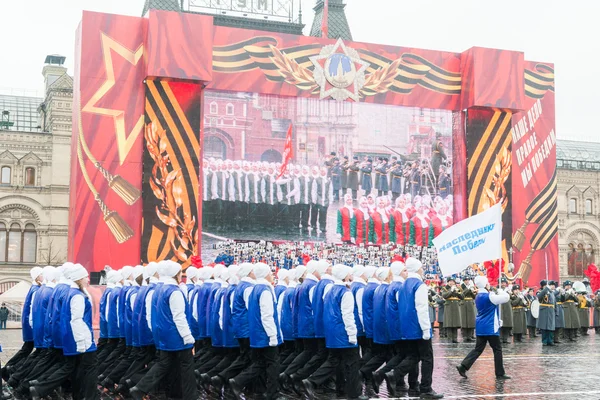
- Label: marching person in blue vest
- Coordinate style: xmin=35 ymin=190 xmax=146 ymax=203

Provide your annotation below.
xmin=130 ymin=261 xmax=197 ymax=400
xmin=213 ymin=262 xmax=255 ymax=384
xmin=101 ymin=265 xmax=145 ymax=390
xmin=275 ymin=268 xmax=295 ymax=367
xmin=97 ymin=269 xmax=123 ymax=372
xmin=280 ymin=265 xmax=307 ymax=376
xmin=30 ymin=264 xmax=99 ymax=400
xmin=193 ymin=266 xmax=215 ymax=362
xmin=229 ymin=263 xmax=283 ymax=400
xmin=115 ymin=262 xmax=160 ymax=395
xmin=373 ymin=261 xmax=418 ymax=396
xmin=275 ymin=269 xmax=290 ymax=299
xmin=202 ymin=265 xmax=241 ymax=392
xmin=456 ymin=275 xmax=511 ymax=382
xmin=381 ymin=257 xmax=444 ymax=399
xmin=2 ymin=267 xmax=43 ymax=382
xmin=361 ymin=265 xmax=379 ymax=366
xmin=190 ymin=266 xmax=210 ymax=355
xmin=302 ymin=264 xmax=368 ymax=400
xmin=8 ymin=266 xmax=57 ymax=389
xmin=195 ymin=265 xmax=225 ymax=370
xmin=360 ymin=267 xmax=392 ymax=381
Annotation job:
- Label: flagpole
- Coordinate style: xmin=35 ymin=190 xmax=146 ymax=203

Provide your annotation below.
xmin=322 ymin=0 xmax=329 ymax=38
xmin=545 ymin=249 xmax=548 ymax=281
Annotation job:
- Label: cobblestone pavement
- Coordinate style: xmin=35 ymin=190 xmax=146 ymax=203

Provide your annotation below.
xmin=3 ymin=329 xmax=600 ymax=399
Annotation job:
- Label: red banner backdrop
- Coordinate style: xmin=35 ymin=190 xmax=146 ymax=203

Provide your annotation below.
xmin=69 ymin=9 xmax=556 ymax=274
xmin=511 ymin=62 xmax=557 ymax=285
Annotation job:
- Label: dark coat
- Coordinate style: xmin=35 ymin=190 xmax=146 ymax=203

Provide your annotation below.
xmin=500 ymin=301 xmax=513 ymax=328
xmin=360 ymin=164 xmax=373 ymax=193
xmin=376 ymin=164 xmax=389 ymax=192
xmin=536 ymin=286 xmax=556 ymax=331
xmin=390 ymin=166 xmax=403 ymax=194
xmin=436 ymin=297 xmax=445 ymax=323
xmin=442 ymin=287 xmax=462 ymax=328
xmin=347 ymin=163 xmax=359 ymax=190
xmin=341 ymin=161 xmax=349 ymax=189
xmin=460 ymin=287 xmax=476 ymax=329
xmin=0 ymin=307 xmax=8 ymax=321
xmin=562 ymin=292 xmax=581 ymax=329
xmin=526 ymin=294 xmax=537 ymax=327
xmin=330 ymin=165 xmax=342 ymax=191
xmin=431 ymin=140 xmax=447 ymax=175
xmin=511 ymin=294 xmax=527 ymax=334
xmin=554 ymin=290 xmax=565 ymax=328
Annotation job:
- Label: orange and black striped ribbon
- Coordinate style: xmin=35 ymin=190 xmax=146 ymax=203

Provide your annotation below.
xmin=525 ymin=64 xmax=554 ymax=99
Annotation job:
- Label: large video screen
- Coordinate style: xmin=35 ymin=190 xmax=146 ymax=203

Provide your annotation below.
xmin=201 ymin=89 xmax=454 ymax=258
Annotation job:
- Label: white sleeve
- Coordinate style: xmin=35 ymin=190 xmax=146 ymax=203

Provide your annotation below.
xmin=415 ymin=284 xmax=431 ymax=331
xmin=355 ymin=287 xmax=364 ymax=326
xmin=219 ymin=296 xmax=224 ymax=331
xmin=309 ymin=286 xmax=315 ymax=304
xmin=145 ymin=290 xmax=154 ymax=331
xmin=230 ymin=291 xmax=236 ymax=312
xmin=192 ymin=291 xmax=198 ymax=321
xmin=259 ymin=291 xmax=278 ymax=343
xmin=490 ymin=289 xmax=510 ymax=305
xmin=169 ymin=290 xmax=194 ymax=344
xmin=70 ymin=294 xmax=92 ymax=353
xmin=130 ymin=293 xmax=137 ymax=311
xmin=341 ymin=292 xmax=357 ymax=339
xmin=243 ymin=287 xmax=253 ymax=309
xmin=179 ymin=284 xmax=189 ymax=300
xmin=323 ymin=283 xmax=333 ymax=300
xmin=105 ymin=293 xmax=111 ymax=322
xmin=277 ymin=292 xmax=285 ymax=324
xmin=116 ymin=297 xmax=120 ymax=328
xmin=29 ymin=292 xmax=36 ymax=327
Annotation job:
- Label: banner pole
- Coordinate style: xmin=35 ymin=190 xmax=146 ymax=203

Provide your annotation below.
xmin=545 ymin=250 xmax=548 ymax=281
xmin=498 ymin=258 xmax=502 ymax=321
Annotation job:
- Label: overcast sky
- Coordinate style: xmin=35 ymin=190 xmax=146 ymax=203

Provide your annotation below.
xmin=1 ymin=0 xmax=597 ymax=142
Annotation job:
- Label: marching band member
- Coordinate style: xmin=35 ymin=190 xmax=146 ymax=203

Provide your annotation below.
xmin=498 ymin=279 xmax=513 ymax=344
xmin=130 ymin=261 xmax=197 ymax=400
xmin=525 ymin=288 xmax=538 ymax=338
xmin=562 ymin=280 xmax=580 ymax=342
xmin=456 ymin=275 xmax=511 ymax=382
xmin=510 ymin=285 xmax=528 ymax=343
xmin=348 ymin=157 xmax=360 ymax=200
xmin=441 ymin=278 xmax=462 ymax=343
xmin=536 ymin=280 xmax=557 ymax=346
xmin=577 ymin=286 xmax=591 ymax=336
xmin=460 ymin=277 xmax=476 ymax=342
xmin=552 ymin=281 xmax=565 ymax=343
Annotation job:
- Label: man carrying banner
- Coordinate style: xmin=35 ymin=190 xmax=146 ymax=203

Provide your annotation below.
xmin=456 ymin=275 xmax=511 ymax=380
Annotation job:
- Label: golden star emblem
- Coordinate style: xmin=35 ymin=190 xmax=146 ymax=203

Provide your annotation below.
xmin=82 ymin=32 xmax=144 ymax=165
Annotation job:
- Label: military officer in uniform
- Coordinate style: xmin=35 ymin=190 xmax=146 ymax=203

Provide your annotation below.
xmin=536 ymin=280 xmax=556 ymax=346
xmin=331 ymin=158 xmax=343 ymax=202
xmin=390 ymin=161 xmax=404 ymax=202
xmin=552 ymin=281 xmax=565 ymax=344
xmin=499 ymin=279 xmax=513 ymax=344
xmin=525 ymin=288 xmax=538 ymax=338
xmin=460 ymin=278 xmax=476 ymax=342
xmin=341 ymin=156 xmax=349 ymax=197
xmin=441 ymin=279 xmax=462 ymax=343
xmin=347 ymin=157 xmax=360 ymax=200
xmin=562 ymin=281 xmax=580 ymax=342
xmin=360 ymin=158 xmax=373 ymax=197
xmin=577 ymin=288 xmax=591 ymax=336
xmin=510 ymin=285 xmax=528 ymax=343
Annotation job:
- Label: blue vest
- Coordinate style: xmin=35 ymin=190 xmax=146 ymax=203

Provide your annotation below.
xmin=118 ymin=285 xmax=132 ymax=338
xmin=210 ymin=286 xmax=227 ymax=347
xmin=372 ymin=283 xmax=392 ymax=345
xmin=186 ymin=283 xmax=194 ymax=295
xmin=99 ymin=286 xmax=111 ymax=339
xmin=151 ymin=282 xmax=164 ymax=346
xmin=362 ymin=281 xmax=378 ymax=339
xmin=275 ymin=284 xmax=286 ymax=300
xmin=22 ymin=284 xmax=40 ymax=342
xmin=61 ymin=288 xmax=96 ymax=356
xmin=233 ymin=280 xmax=253 ymax=339
xmin=206 ymin=282 xmax=222 ymax=337
xmin=135 ymin=283 xmax=156 ymax=347
xmin=398 ymin=277 xmax=426 ymax=340
xmin=324 ymin=285 xmax=358 ymax=349
xmin=350 ymin=282 xmax=365 ymax=336
xmin=196 ymin=282 xmax=213 ymax=339
xmin=155 ymin=284 xmax=193 ymax=351
xmin=313 ymin=278 xmax=333 ymax=338
xmin=49 ymin=283 xmax=71 ymax=348
xmin=297 ymin=278 xmax=318 ymax=338
xmin=248 ymin=284 xmax=282 ymax=348
xmin=291 ymin=285 xmax=301 ymax=339
xmin=187 ymin=285 xmax=200 ymax=340
xmin=125 ymin=286 xmax=140 ymax=346
xmin=43 ymin=289 xmax=56 ymax=348
xmin=386 ymin=280 xmax=403 ymax=341
xmin=32 ymin=284 xmax=54 ymax=348
xmin=475 ymin=292 xmax=500 ymax=336
xmin=280 ymin=286 xmax=295 ymax=341
xmin=222 ymin=284 xmax=239 ymax=348
xmin=107 ymin=286 xmax=122 ymax=339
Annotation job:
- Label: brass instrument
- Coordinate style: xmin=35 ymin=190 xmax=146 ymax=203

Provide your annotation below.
xmin=578 ymin=294 xmax=587 ymax=309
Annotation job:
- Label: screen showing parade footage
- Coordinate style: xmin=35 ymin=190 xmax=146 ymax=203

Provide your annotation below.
xmin=201 ymin=90 xmax=454 ymax=256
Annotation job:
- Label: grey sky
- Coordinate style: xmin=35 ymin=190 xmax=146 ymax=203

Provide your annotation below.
xmin=1 ymin=0 xmax=596 ymax=142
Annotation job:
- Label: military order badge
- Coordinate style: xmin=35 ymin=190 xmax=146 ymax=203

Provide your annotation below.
xmin=310 ymin=38 xmax=370 ymax=102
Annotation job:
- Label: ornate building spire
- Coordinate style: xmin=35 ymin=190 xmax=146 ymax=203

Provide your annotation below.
xmin=309 ymin=0 xmax=352 ymax=40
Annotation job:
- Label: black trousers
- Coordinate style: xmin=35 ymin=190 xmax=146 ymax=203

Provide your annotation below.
xmin=500 ymin=327 xmax=511 ymax=343
xmin=8 ymin=347 xmax=45 ymax=386
xmin=136 ymin=348 xmax=198 ymax=400
xmin=97 ymin=338 xmax=119 ymax=367
xmin=294 ymin=338 xmax=327 ymax=380
xmin=278 ymin=340 xmax=295 ymax=365
xmin=20 ymin=347 xmax=62 ymax=389
xmin=376 ymin=341 xmax=418 ymax=387
xmin=207 ymin=347 xmax=239 ymax=377
xmin=360 ymin=343 xmax=392 ymax=377
xmin=447 ymin=327 xmax=458 ymax=342
xmin=235 ymin=346 xmax=280 ymax=399
xmin=310 ymin=205 xmax=328 ymax=231
xmin=284 ymin=338 xmax=317 ymax=376
xmin=358 ymin=336 xmax=372 ymax=365
xmin=541 ymin=329 xmax=555 ymax=345
xmin=308 ymin=347 xmax=361 ymax=398
xmin=219 ymin=337 xmax=251 ymax=380
xmin=107 ymin=345 xmax=135 ymax=382
xmin=98 ymin=338 xmax=125 ymax=376
xmin=461 ymin=335 xmax=505 ymax=377
xmin=298 ymin=204 xmax=310 ymax=228
xmin=2 ymin=340 xmax=33 ymax=380
xmin=198 ymin=347 xmax=228 ymax=374
xmin=34 ymin=352 xmax=98 ymax=400
xmin=392 ymin=339 xmax=435 ymax=393
xmin=122 ymin=345 xmax=156 ymax=383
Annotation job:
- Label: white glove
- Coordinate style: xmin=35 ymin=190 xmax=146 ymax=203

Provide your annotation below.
xmin=349 ymin=335 xmax=357 ymax=345
xmin=183 ymin=335 xmax=195 ymax=346
xmin=76 ymin=341 xmax=86 ymax=353
xmin=422 ymin=329 xmax=431 ymax=340
xmin=269 ymin=336 xmax=279 ymax=347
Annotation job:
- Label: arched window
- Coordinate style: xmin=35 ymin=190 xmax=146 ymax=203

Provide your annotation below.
xmin=204 ymin=136 xmax=227 ymax=159
xmin=25 ymin=167 xmax=35 ymax=186
xmin=586 ymin=199 xmax=593 ymax=215
xmin=226 ymin=103 xmax=234 ymax=115
xmin=7 ymin=223 xmax=21 ymax=262
xmin=569 ymin=198 xmax=577 ymax=214
xmin=0 ymin=166 xmax=10 ymax=184
xmin=23 ymin=224 xmax=37 ymax=263
xmin=0 ymin=223 xmax=6 ymax=262
xmin=210 ymin=102 xmax=218 ymax=114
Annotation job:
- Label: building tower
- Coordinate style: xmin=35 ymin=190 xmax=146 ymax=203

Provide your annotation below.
xmin=142 ymin=0 xmax=181 ymax=17
xmin=309 ymin=0 xmax=352 ymax=40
